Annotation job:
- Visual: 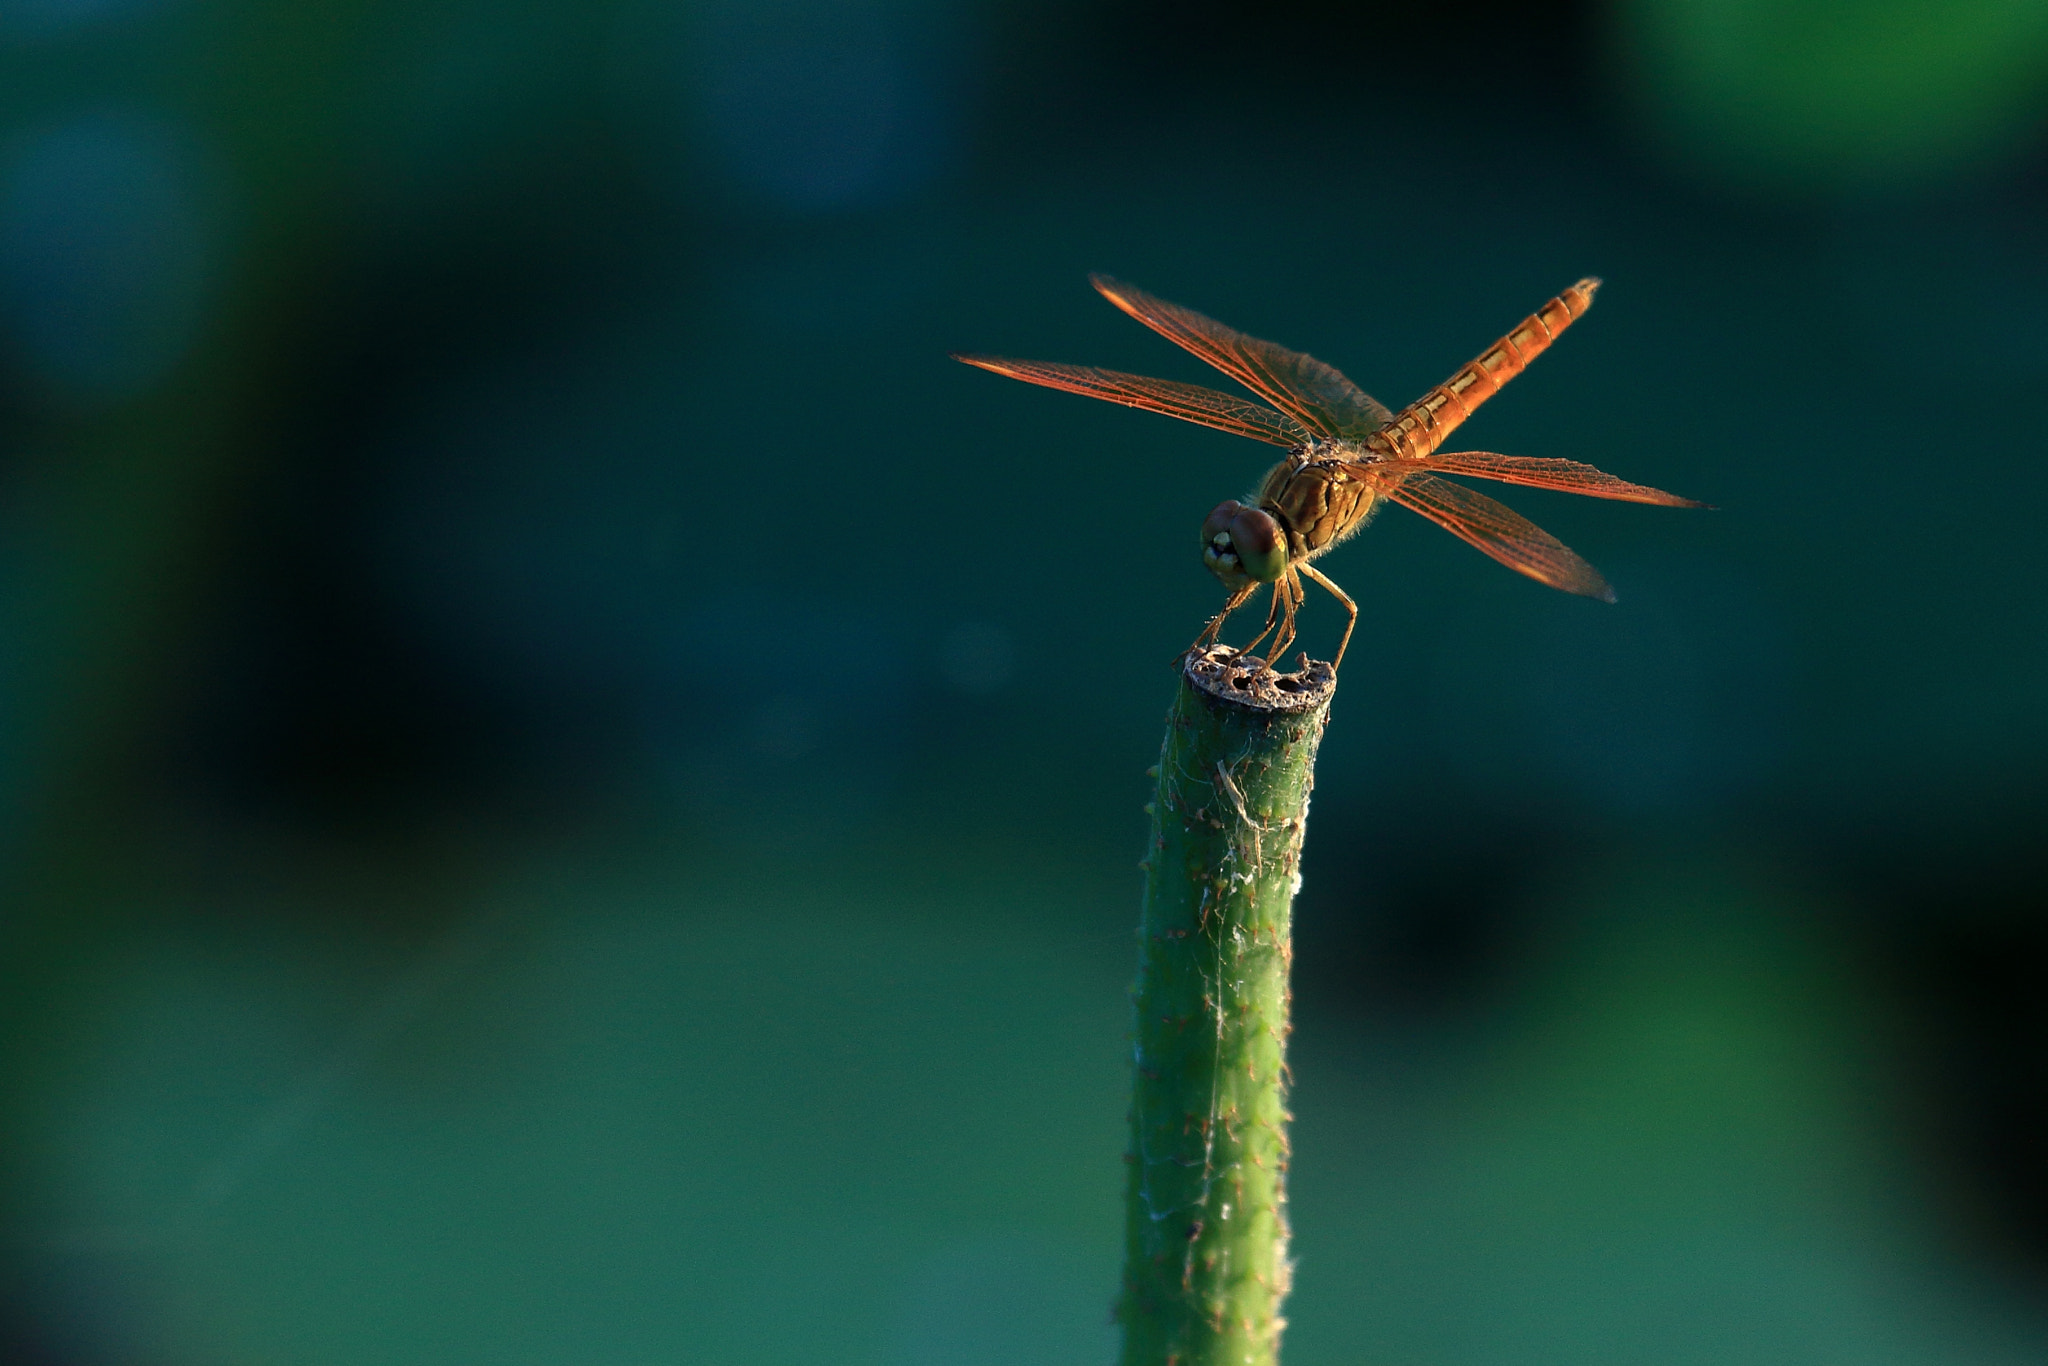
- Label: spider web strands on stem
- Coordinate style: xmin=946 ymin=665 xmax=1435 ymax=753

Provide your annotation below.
xmin=1124 ymin=649 xmax=1334 ymax=1366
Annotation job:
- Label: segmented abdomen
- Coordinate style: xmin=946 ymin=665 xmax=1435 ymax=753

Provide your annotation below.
xmin=1372 ymin=278 xmax=1600 ymax=462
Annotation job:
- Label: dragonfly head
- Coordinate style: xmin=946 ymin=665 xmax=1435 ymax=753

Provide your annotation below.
xmin=1202 ymin=501 xmax=1288 ymax=588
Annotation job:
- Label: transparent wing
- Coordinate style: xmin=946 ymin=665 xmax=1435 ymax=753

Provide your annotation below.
xmin=952 ymin=355 xmax=1311 ymax=446
xmin=1413 ymin=451 xmax=1706 ymax=506
xmin=1089 ymin=274 xmax=1393 ymax=441
xmin=1387 ymin=473 xmax=1615 ymax=601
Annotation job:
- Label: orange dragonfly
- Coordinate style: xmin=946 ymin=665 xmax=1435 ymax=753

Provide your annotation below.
xmin=955 ymin=275 xmax=1702 ymax=671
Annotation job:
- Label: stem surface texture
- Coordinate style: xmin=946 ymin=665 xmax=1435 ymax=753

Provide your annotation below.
xmin=1122 ymin=646 xmax=1335 ymax=1366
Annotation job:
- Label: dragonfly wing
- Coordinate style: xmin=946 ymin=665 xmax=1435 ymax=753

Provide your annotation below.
xmin=1387 ymin=473 xmax=1615 ymax=601
xmin=952 ymin=355 xmax=1311 ymax=446
xmin=1089 ymin=274 xmax=1393 ymax=441
xmin=1416 ymin=451 xmax=1706 ymax=506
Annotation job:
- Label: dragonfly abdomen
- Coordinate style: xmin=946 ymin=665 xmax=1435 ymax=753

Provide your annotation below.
xmin=1374 ymin=278 xmax=1600 ymax=462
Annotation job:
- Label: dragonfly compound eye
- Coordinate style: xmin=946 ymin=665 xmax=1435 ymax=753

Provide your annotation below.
xmin=1201 ymin=501 xmax=1249 ymax=587
xmin=1200 ymin=501 xmax=1288 ymax=586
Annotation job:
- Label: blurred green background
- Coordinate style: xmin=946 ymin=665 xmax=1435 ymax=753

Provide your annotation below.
xmin=3 ymin=0 xmax=2047 ymax=1360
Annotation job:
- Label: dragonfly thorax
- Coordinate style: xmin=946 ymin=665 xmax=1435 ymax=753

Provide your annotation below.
xmin=1258 ymin=447 xmax=1385 ymax=558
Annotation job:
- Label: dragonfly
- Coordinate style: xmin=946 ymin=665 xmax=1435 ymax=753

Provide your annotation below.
xmin=954 ymin=275 xmax=1702 ymax=671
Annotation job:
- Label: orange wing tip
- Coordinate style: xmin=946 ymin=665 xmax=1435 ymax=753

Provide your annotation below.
xmin=951 ymin=353 xmax=1019 ymax=376
xmin=1644 ymin=485 xmax=1711 ymax=508
xmin=1531 ymin=568 xmax=1615 ymax=603
xmin=1088 ymin=273 xmax=1143 ymax=314
xmin=1560 ymin=566 xmax=1616 ymax=602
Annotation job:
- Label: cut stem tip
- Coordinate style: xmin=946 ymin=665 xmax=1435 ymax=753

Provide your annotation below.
xmin=1181 ymin=644 xmax=1336 ymax=713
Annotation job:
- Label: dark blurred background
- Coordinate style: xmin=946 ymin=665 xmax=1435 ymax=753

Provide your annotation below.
xmin=2 ymin=0 xmax=2047 ymax=1360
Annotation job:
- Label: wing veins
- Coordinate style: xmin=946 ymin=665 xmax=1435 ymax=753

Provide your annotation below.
xmin=953 ymin=355 xmax=1310 ymax=446
xmin=1387 ymin=473 xmax=1615 ymax=601
xmin=1411 ymin=452 xmax=1705 ymax=506
xmin=1089 ymin=274 xmax=1393 ymax=441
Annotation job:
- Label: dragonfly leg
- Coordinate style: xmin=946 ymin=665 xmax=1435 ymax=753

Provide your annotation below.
xmin=1275 ymin=571 xmax=1303 ymax=662
xmin=1190 ymin=584 xmax=1256 ymax=656
xmin=1297 ymin=561 xmax=1358 ymax=670
xmin=1232 ymin=582 xmax=1286 ymax=663
xmin=1252 ymin=571 xmax=1303 ymax=681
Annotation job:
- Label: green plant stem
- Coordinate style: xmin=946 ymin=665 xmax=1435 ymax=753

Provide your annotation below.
xmin=1121 ymin=646 xmax=1336 ymax=1366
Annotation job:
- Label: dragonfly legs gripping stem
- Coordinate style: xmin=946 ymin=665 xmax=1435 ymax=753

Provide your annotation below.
xmin=1233 ymin=582 xmax=1287 ymax=665
xmin=1296 ymin=561 xmax=1357 ymax=671
xmin=1227 ymin=572 xmax=1301 ymax=682
xmin=1258 ymin=571 xmax=1302 ymax=678
xmin=1189 ymin=584 xmax=1257 ymax=658
xmin=1190 ymin=566 xmax=1354 ymax=676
